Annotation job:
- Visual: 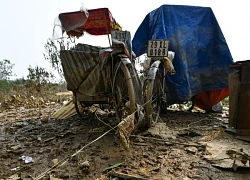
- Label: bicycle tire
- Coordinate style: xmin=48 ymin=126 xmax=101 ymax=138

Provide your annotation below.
xmin=73 ymin=92 xmax=83 ymax=117
xmin=144 ymin=67 xmax=164 ymax=128
xmin=113 ymin=62 xmax=136 ymax=123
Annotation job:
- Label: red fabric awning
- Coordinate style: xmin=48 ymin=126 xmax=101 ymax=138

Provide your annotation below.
xmin=59 ymin=8 xmax=122 ymax=37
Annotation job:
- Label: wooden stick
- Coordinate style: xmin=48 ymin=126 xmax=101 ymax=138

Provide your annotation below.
xmin=131 ymin=135 xmax=206 ymax=148
xmin=103 ymin=162 xmax=123 ymax=172
xmin=109 ymin=171 xmax=148 ymax=180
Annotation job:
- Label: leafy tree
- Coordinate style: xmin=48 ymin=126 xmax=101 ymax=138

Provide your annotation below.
xmin=0 ymin=80 xmax=11 ymax=92
xmin=43 ymin=38 xmax=75 ymax=78
xmin=27 ymin=65 xmax=55 ymax=92
xmin=0 ymin=59 xmax=15 ymax=92
xmin=0 ymin=59 xmax=14 ymax=80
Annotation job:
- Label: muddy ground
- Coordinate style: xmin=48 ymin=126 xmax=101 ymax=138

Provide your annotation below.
xmin=0 ymin=99 xmax=250 ymax=180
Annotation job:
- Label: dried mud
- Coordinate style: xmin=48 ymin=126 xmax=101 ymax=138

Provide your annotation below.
xmin=0 ymin=103 xmax=250 ymax=180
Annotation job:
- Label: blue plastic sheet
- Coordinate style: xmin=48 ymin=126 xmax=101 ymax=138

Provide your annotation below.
xmin=132 ymin=5 xmax=234 ymax=105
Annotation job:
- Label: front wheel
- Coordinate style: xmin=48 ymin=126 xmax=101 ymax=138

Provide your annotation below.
xmin=113 ymin=62 xmax=136 ymax=123
xmin=144 ymin=67 xmax=164 ymax=128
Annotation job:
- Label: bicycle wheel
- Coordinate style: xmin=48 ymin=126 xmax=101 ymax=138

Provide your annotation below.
xmin=73 ymin=92 xmax=83 ymax=117
xmin=113 ymin=62 xmax=136 ymax=122
xmin=144 ymin=67 xmax=164 ymax=128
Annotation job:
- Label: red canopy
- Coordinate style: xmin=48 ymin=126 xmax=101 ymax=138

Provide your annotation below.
xmin=59 ymin=8 xmax=122 ymax=37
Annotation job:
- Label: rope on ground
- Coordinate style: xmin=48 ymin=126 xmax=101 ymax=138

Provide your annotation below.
xmin=94 ymin=110 xmax=115 ymax=130
xmin=34 ymin=101 xmax=144 ymax=179
xmin=34 ymin=126 xmax=116 ymax=180
xmin=34 ymin=95 xmax=153 ymax=179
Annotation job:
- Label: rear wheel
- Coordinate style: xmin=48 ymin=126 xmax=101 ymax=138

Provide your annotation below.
xmin=73 ymin=92 xmax=83 ymax=117
xmin=73 ymin=92 xmax=90 ymax=117
xmin=144 ymin=67 xmax=164 ymax=128
xmin=113 ymin=63 xmax=136 ymax=123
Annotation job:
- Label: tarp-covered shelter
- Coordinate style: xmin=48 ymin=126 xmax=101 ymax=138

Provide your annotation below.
xmin=132 ymin=5 xmax=234 ymax=111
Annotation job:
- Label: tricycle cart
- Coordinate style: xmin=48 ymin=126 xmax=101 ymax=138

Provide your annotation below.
xmin=55 ymin=8 xmax=143 ymax=129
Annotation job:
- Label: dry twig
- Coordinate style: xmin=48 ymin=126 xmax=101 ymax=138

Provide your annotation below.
xmin=131 ymin=135 xmax=206 ymax=148
xmin=109 ymin=171 xmax=148 ymax=180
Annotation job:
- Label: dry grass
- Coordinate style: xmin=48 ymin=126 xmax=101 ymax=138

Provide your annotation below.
xmin=0 ymin=82 xmax=72 ymax=110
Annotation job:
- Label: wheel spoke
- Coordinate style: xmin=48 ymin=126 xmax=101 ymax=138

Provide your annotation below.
xmin=113 ymin=63 xmax=135 ymax=122
xmin=144 ymin=66 xmax=164 ymax=128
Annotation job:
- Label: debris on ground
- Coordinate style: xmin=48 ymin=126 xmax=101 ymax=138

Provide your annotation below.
xmin=0 ymin=95 xmax=250 ymax=179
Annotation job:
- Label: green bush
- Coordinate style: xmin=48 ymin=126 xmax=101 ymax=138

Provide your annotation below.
xmin=0 ymin=80 xmax=11 ymax=92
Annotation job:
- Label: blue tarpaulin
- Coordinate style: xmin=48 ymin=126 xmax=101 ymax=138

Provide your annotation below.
xmin=132 ymin=5 xmax=234 ymax=106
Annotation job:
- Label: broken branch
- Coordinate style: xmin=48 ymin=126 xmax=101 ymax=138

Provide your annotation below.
xmin=131 ymin=135 xmax=206 ymax=148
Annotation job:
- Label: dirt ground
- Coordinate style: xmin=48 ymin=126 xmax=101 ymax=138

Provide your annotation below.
xmin=0 ymin=98 xmax=250 ymax=180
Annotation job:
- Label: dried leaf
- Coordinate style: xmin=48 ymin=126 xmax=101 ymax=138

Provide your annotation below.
xmin=226 ymin=149 xmax=237 ymax=155
xmin=226 ymin=149 xmax=237 ymax=158
xmin=232 ymin=161 xmax=238 ymax=171
xmin=240 ymin=154 xmax=249 ymax=165
xmin=241 ymin=159 xmax=248 ymax=165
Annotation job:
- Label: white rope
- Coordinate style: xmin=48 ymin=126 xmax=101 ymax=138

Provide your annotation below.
xmin=34 ymin=89 xmax=153 ymax=179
